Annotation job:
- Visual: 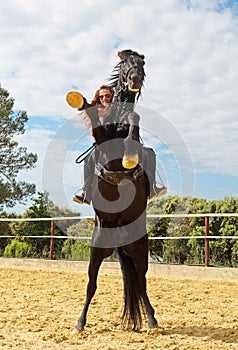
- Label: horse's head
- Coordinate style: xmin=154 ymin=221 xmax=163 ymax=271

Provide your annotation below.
xmin=118 ymin=49 xmax=145 ymax=94
xmin=109 ymin=49 xmax=145 ymax=99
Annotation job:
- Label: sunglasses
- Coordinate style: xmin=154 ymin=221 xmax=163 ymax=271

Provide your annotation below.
xmin=99 ymin=94 xmax=111 ymax=99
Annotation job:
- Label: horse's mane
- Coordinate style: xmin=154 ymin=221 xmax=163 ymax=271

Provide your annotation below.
xmin=108 ymin=61 xmax=121 ymax=89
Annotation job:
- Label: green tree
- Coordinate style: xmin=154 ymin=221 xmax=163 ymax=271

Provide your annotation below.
xmin=210 ymin=197 xmax=238 ymax=266
xmin=148 ymin=195 xmax=238 ymax=267
xmin=62 ymin=219 xmax=94 ymax=260
xmin=8 ymin=192 xmax=83 ymax=259
xmin=148 ymin=196 xmax=193 ymax=263
xmin=0 ymin=84 xmax=37 ymax=209
xmin=49 ymin=204 xmax=80 ymax=239
xmin=161 ymin=196 xmax=195 ymax=264
xmin=0 ymin=211 xmax=14 ymax=255
xmin=8 ymin=192 xmax=54 ymax=258
xmin=188 ymin=197 xmax=209 ymax=264
xmin=147 ymin=196 xmax=173 ymax=262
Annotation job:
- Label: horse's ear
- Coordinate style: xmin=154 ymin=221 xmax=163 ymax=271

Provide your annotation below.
xmin=118 ymin=49 xmax=133 ymax=59
xmin=118 ymin=51 xmax=123 ymax=59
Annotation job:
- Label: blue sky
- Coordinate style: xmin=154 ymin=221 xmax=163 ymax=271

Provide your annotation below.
xmin=0 ymin=0 xmax=238 ymax=214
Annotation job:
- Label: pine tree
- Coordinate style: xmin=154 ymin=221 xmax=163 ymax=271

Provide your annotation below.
xmin=0 ymin=84 xmax=37 ymax=208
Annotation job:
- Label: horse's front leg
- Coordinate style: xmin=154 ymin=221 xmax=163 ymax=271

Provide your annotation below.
xmin=122 ymin=112 xmax=141 ymax=169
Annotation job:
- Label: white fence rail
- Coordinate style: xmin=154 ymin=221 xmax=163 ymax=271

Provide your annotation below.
xmin=1 ymin=214 xmax=238 ymax=265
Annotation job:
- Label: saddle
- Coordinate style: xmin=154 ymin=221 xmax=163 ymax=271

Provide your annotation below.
xmin=95 ymin=163 xmax=144 ymax=186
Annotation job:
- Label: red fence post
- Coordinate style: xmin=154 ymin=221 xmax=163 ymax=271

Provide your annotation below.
xmin=50 ymin=220 xmax=55 ymax=260
xmin=204 ymin=216 xmax=210 ymax=267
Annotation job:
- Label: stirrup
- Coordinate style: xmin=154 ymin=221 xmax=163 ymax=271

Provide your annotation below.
xmin=157 ymin=186 xmax=167 ymax=197
xmin=150 ymin=185 xmax=167 ymax=199
xmin=72 ymin=193 xmax=90 ymax=205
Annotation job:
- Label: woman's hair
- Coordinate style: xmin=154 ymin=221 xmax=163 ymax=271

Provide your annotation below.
xmin=90 ymin=85 xmax=114 ymax=105
xmin=83 ymin=85 xmax=114 ymax=134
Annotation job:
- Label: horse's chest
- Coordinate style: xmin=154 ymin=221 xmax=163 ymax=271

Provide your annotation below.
xmin=115 ymin=123 xmax=129 ymax=138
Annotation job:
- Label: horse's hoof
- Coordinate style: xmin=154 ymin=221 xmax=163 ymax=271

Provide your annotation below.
xmin=122 ymin=154 xmax=138 ymax=169
xmin=148 ymin=319 xmax=158 ymax=329
xmin=66 ymin=91 xmax=85 ymax=109
xmin=72 ymin=325 xmax=84 ymax=334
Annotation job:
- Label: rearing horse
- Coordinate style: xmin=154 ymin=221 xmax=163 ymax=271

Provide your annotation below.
xmin=70 ymin=49 xmax=158 ymax=331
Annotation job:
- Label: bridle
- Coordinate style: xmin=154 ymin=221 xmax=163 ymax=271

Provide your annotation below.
xmin=120 ymin=54 xmax=145 ymax=91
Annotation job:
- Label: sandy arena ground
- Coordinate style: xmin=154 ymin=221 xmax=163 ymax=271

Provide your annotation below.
xmin=0 ymin=259 xmax=237 ymax=350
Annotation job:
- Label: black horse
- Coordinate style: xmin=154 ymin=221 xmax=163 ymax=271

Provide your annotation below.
xmin=74 ymin=50 xmax=158 ymax=331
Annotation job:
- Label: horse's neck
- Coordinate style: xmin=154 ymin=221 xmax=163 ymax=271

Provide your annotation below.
xmin=113 ymin=87 xmax=136 ymax=117
xmin=96 ymin=88 xmax=140 ymax=171
xmin=114 ymin=85 xmax=136 ymax=104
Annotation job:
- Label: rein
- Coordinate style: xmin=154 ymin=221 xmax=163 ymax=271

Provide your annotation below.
xmin=75 ymin=143 xmax=96 ymax=164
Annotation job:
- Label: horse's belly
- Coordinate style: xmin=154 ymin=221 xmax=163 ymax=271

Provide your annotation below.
xmin=91 ymin=176 xmax=147 ymax=248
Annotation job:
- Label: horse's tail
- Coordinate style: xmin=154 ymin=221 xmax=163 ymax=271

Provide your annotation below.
xmin=117 ymin=247 xmax=145 ymax=330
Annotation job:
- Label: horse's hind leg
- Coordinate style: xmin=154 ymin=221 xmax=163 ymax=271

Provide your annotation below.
xmin=124 ymin=237 xmax=158 ymax=329
xmin=74 ymin=247 xmax=113 ymax=332
xmin=137 ymin=267 xmax=158 ymax=329
xmin=131 ymin=241 xmax=158 ymax=329
xmin=141 ymin=287 xmax=158 ymax=329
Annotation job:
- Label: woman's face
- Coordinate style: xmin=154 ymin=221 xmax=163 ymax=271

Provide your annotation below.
xmin=99 ymin=88 xmax=112 ymax=106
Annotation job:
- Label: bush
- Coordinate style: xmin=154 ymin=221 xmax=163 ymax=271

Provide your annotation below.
xmin=61 ymin=238 xmax=91 ymax=260
xmin=4 ymin=239 xmax=30 ymax=258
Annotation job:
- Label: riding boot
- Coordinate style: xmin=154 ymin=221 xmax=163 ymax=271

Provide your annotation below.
xmin=146 ymin=172 xmax=167 ymax=199
xmin=73 ymin=150 xmax=95 ymax=205
xmin=142 ymin=147 xmax=167 ymax=199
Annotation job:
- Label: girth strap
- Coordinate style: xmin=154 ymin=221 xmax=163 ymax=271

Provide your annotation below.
xmin=95 ymin=163 xmax=144 ymax=186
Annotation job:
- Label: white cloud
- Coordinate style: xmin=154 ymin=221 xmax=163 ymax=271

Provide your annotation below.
xmin=1 ymin=0 xmax=238 ymax=210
